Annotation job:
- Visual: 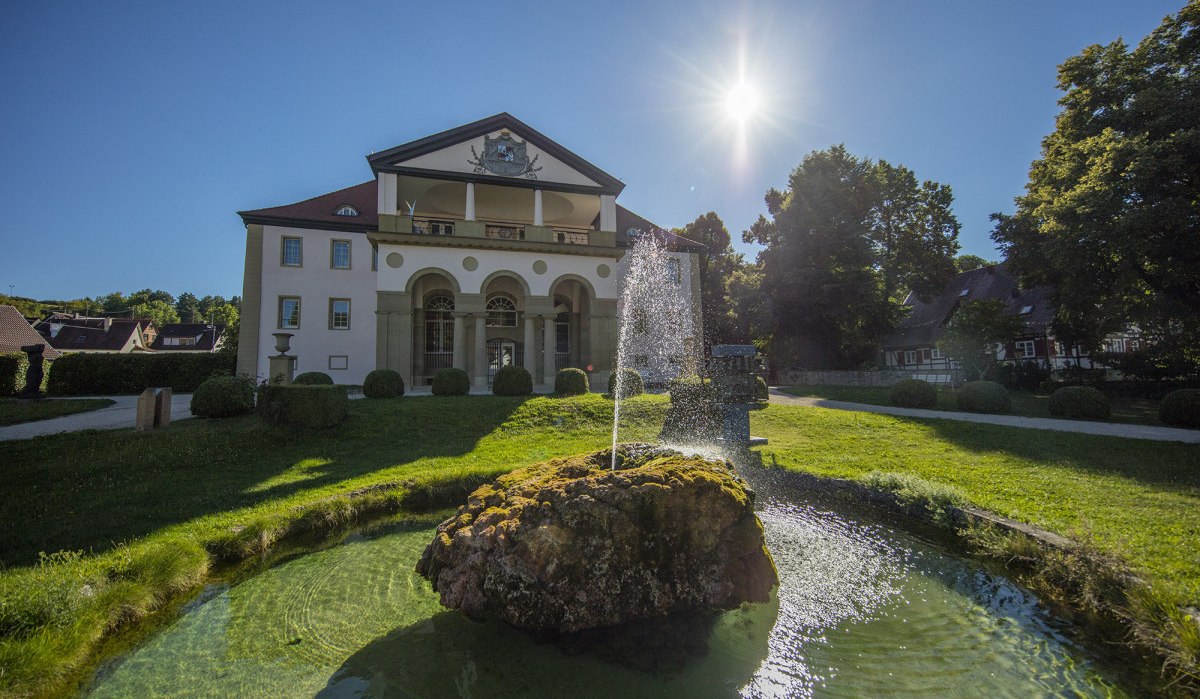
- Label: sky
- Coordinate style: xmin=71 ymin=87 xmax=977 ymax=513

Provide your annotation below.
xmin=0 ymin=0 xmax=1184 ymax=301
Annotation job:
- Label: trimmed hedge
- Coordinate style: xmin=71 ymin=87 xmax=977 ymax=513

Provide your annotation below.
xmin=46 ymin=352 xmax=235 ymax=396
xmin=554 ymin=368 xmax=590 ymax=396
xmin=190 ymin=376 xmax=255 ymax=418
xmin=493 ymin=365 xmax=533 ymax=396
xmin=1159 ymin=389 xmax=1200 ymax=428
xmin=0 ymin=354 xmax=19 ymax=395
xmin=956 ymin=380 xmax=1011 ymax=414
xmin=363 ymin=369 xmax=404 ymax=399
xmin=432 ymin=367 xmax=471 ymax=396
xmin=257 ymin=384 xmax=348 ymax=429
xmin=293 ymin=371 xmax=334 ymax=385
xmin=608 ymin=368 xmax=644 ymax=399
xmin=1048 ymin=386 xmax=1111 ymax=420
xmin=890 ymin=379 xmax=937 ymax=409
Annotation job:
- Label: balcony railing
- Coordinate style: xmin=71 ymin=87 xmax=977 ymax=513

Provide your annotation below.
xmin=413 ymin=218 xmax=455 ymax=236
xmin=486 ymin=224 xmax=525 ymax=241
xmin=554 ymin=229 xmax=589 ymax=245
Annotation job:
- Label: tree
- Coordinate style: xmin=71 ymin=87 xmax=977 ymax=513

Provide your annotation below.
xmin=724 ymin=261 xmax=772 ymax=350
xmin=175 ymin=292 xmax=200 ymax=322
xmin=675 ymin=212 xmax=741 ymax=347
xmin=130 ymin=300 xmax=180 ymax=329
xmin=992 ymin=1 xmax=1200 ymax=375
xmin=954 ymin=254 xmax=997 ymax=273
xmin=205 ymin=303 xmax=239 ymax=329
xmin=937 ymin=300 xmax=1025 ymax=381
xmin=745 ymin=145 xmax=960 ymax=369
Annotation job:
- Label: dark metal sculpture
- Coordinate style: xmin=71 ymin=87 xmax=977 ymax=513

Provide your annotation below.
xmin=19 ymin=344 xmax=45 ymax=399
xmin=707 ymin=345 xmax=766 ymax=453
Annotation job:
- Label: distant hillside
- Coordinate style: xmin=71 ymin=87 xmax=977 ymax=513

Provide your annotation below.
xmin=0 ymin=295 xmax=92 ymax=319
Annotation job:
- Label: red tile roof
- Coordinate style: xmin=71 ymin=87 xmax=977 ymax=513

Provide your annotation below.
xmin=238 ymin=181 xmax=378 ymax=230
xmin=0 ymin=305 xmax=60 ymax=359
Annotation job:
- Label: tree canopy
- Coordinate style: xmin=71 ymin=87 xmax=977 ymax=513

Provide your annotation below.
xmin=675 ymin=212 xmax=742 ymax=348
xmin=992 ymin=1 xmax=1200 ymax=375
xmin=745 ymin=145 xmax=960 ymax=369
xmin=937 ymin=300 xmax=1026 ymax=381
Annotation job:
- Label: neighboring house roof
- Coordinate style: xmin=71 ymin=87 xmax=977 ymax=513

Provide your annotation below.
xmin=152 ymin=323 xmax=225 ymax=351
xmin=239 ymin=180 xmax=379 ymax=232
xmin=42 ymin=317 xmax=147 ymax=352
xmin=882 ymin=264 xmax=1056 ymax=350
xmin=612 ymin=206 xmax=705 ymax=253
xmin=0 ymin=305 xmax=60 ymax=359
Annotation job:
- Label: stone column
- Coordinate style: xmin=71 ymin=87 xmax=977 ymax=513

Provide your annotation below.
xmin=453 ymin=312 xmax=467 ymax=369
xmin=542 ymin=314 xmax=557 ymax=387
xmin=473 ymin=312 xmax=488 ymax=389
xmin=376 ymin=291 xmax=413 ymax=388
xmin=523 ymin=313 xmax=537 ymax=376
xmin=465 ymin=182 xmax=476 ymax=221
xmin=533 ymin=189 xmax=543 ymax=226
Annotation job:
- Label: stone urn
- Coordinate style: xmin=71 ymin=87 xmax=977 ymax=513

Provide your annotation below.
xmin=272 ymin=332 xmax=293 ymax=355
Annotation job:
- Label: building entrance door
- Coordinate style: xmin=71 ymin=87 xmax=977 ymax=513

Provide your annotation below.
xmin=487 ymin=339 xmax=516 ymax=385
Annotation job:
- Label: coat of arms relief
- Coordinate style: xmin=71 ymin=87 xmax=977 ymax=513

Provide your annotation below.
xmin=468 ymin=131 xmax=542 ymax=179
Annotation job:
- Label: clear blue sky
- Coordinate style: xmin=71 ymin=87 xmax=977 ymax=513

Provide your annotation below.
xmin=0 ymin=0 xmax=1183 ymax=301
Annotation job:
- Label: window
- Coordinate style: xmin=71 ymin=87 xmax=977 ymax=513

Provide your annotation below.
xmin=930 ymin=348 xmax=944 ymax=360
xmin=371 ymin=245 xmax=378 ymax=271
xmin=331 ymin=240 xmax=351 ymax=269
xmin=625 ymin=226 xmax=643 ymax=239
xmin=632 ymin=308 xmax=648 ymax=334
xmin=334 ymin=205 xmax=359 ymax=216
xmin=1019 ymin=305 xmax=1034 ymax=315
xmin=425 ymin=295 xmax=455 ymax=360
xmin=329 ymin=299 xmax=351 ymax=330
xmin=633 ymin=354 xmax=649 ymax=368
xmin=958 ymin=288 xmax=970 ymax=297
xmin=76 ymin=335 xmax=87 ymax=343
xmin=329 ymin=355 xmax=349 ymax=370
xmin=1015 ymin=340 xmax=1035 ymax=358
xmin=904 ymin=350 xmax=918 ymax=365
xmin=279 ymin=296 xmax=300 ymax=329
xmin=667 ymin=258 xmax=682 ymax=284
xmin=282 ymin=237 xmax=302 ymax=267
xmin=486 ymin=295 xmax=517 ymax=327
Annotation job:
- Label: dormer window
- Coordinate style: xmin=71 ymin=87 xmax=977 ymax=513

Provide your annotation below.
xmin=959 ymin=289 xmax=970 ymax=297
xmin=334 ymin=205 xmax=359 ymax=217
xmin=625 ymin=227 xmax=643 ymax=239
xmin=1019 ymin=305 xmax=1034 ymax=315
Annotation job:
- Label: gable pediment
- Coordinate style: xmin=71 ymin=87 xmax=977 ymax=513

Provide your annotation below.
xmin=368 ymin=114 xmax=623 ymax=194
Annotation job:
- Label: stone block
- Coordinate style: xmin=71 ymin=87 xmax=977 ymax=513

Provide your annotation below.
xmin=135 ymin=388 xmax=157 ymax=431
xmin=154 ymin=387 xmax=172 ymax=428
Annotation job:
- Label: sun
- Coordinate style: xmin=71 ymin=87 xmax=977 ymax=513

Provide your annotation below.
xmin=724 ymin=82 xmax=760 ymax=124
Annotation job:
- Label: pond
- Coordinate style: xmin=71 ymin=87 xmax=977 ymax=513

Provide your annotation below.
xmin=86 ymin=466 xmax=1134 ymax=698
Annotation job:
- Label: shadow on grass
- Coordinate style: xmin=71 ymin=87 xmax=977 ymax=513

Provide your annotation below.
xmin=0 ymin=395 xmax=531 ymax=567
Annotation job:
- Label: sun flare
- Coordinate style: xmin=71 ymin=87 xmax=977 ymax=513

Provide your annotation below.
xmin=725 ymin=83 xmax=760 ymax=124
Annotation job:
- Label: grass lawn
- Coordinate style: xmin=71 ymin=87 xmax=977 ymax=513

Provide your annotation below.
xmin=751 ymin=404 xmax=1200 ymax=602
xmin=0 ymin=398 xmax=114 ymax=427
xmin=778 ymin=384 xmax=1164 ymax=426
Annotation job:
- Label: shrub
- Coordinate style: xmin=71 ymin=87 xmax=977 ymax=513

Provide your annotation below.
xmin=292 ymin=371 xmax=334 ymax=385
xmin=363 ymin=369 xmax=404 ymax=399
xmin=554 ymin=368 xmax=589 ymax=396
xmin=190 ymin=376 xmax=255 ymax=418
xmin=755 ymin=376 xmax=769 ymax=401
xmin=989 ymin=361 xmax=1052 ymax=392
xmin=1037 ymin=378 xmax=1062 ymax=395
xmin=493 ymin=365 xmax=533 ymax=396
xmin=956 ymin=380 xmax=1011 ymax=414
xmin=257 ymin=384 xmax=348 ymax=428
xmin=432 ymin=367 xmax=470 ymax=396
xmin=1048 ymin=386 xmax=1111 ymax=420
xmin=0 ymin=353 xmax=19 ymax=395
xmin=661 ymin=376 xmax=720 ymax=443
xmin=46 ymin=353 xmax=234 ymax=395
xmin=889 ymin=379 xmax=937 ymax=408
xmin=607 ymin=368 xmax=644 ymax=398
xmin=1159 ymin=389 xmax=1200 ymax=428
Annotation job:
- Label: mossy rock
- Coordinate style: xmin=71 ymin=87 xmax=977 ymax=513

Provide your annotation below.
xmin=417 ymin=444 xmax=778 ymax=633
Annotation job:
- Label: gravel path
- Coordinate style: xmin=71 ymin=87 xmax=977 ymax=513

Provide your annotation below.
xmin=0 ymin=393 xmax=194 ymax=441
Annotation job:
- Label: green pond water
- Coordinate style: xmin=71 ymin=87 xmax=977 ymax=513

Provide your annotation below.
xmin=87 ymin=481 xmax=1132 ymax=698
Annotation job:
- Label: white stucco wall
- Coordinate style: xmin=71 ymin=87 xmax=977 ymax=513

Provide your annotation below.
xmin=376 ymin=244 xmax=622 ymax=298
xmin=258 ymin=226 xmax=378 ymax=384
xmin=394 ymin=130 xmax=600 ymax=188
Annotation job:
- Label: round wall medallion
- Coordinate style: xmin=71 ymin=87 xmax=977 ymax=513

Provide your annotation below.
xmin=386 ymin=252 xmax=404 ymax=268
xmin=532 ymin=259 xmax=548 ymax=275
xmin=462 ymin=256 xmax=479 ymax=271
xmin=596 ymin=263 xmax=611 ymax=279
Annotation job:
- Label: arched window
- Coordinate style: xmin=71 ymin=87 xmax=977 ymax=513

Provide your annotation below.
xmin=424 ymin=295 xmax=455 ymax=371
xmin=334 ymin=205 xmax=359 ymax=216
xmin=486 ymin=295 xmax=517 ymax=327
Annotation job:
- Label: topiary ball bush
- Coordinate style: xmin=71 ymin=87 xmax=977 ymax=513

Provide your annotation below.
xmin=555 ymin=368 xmax=590 ymax=396
xmin=755 ymin=376 xmax=769 ymax=401
xmin=190 ymin=376 xmax=255 ymax=418
xmin=493 ymin=365 xmax=533 ymax=396
xmin=608 ymin=368 xmax=644 ymax=399
xmin=956 ymin=380 xmax=1011 ymax=414
xmin=890 ymin=379 xmax=937 ymax=409
xmin=1159 ymin=389 xmax=1200 ymax=428
xmin=432 ymin=367 xmax=471 ymax=396
xmin=363 ymin=368 xmax=404 ymax=398
xmin=257 ymin=384 xmax=348 ymax=429
xmin=293 ymin=371 xmax=334 ymax=385
xmin=1048 ymin=386 xmax=1110 ymax=420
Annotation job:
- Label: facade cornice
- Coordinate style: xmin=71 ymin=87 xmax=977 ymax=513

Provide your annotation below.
xmin=366 ymin=230 xmax=625 ymax=259
xmin=374 ymin=165 xmax=618 ymax=196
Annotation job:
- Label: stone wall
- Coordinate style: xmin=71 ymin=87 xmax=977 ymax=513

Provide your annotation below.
xmin=780 ymin=369 xmax=955 ymax=387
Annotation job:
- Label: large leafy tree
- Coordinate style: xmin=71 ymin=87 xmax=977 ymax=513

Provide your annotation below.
xmin=130 ymin=299 xmax=180 ymax=329
xmin=745 ymin=145 xmax=960 ymax=369
xmin=675 ymin=212 xmax=741 ymax=347
xmin=992 ymin=1 xmax=1200 ymax=375
xmin=937 ymin=300 xmax=1026 ymax=381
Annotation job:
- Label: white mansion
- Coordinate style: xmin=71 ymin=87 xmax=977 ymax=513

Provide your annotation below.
xmin=235 ymin=113 xmax=704 ymax=389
